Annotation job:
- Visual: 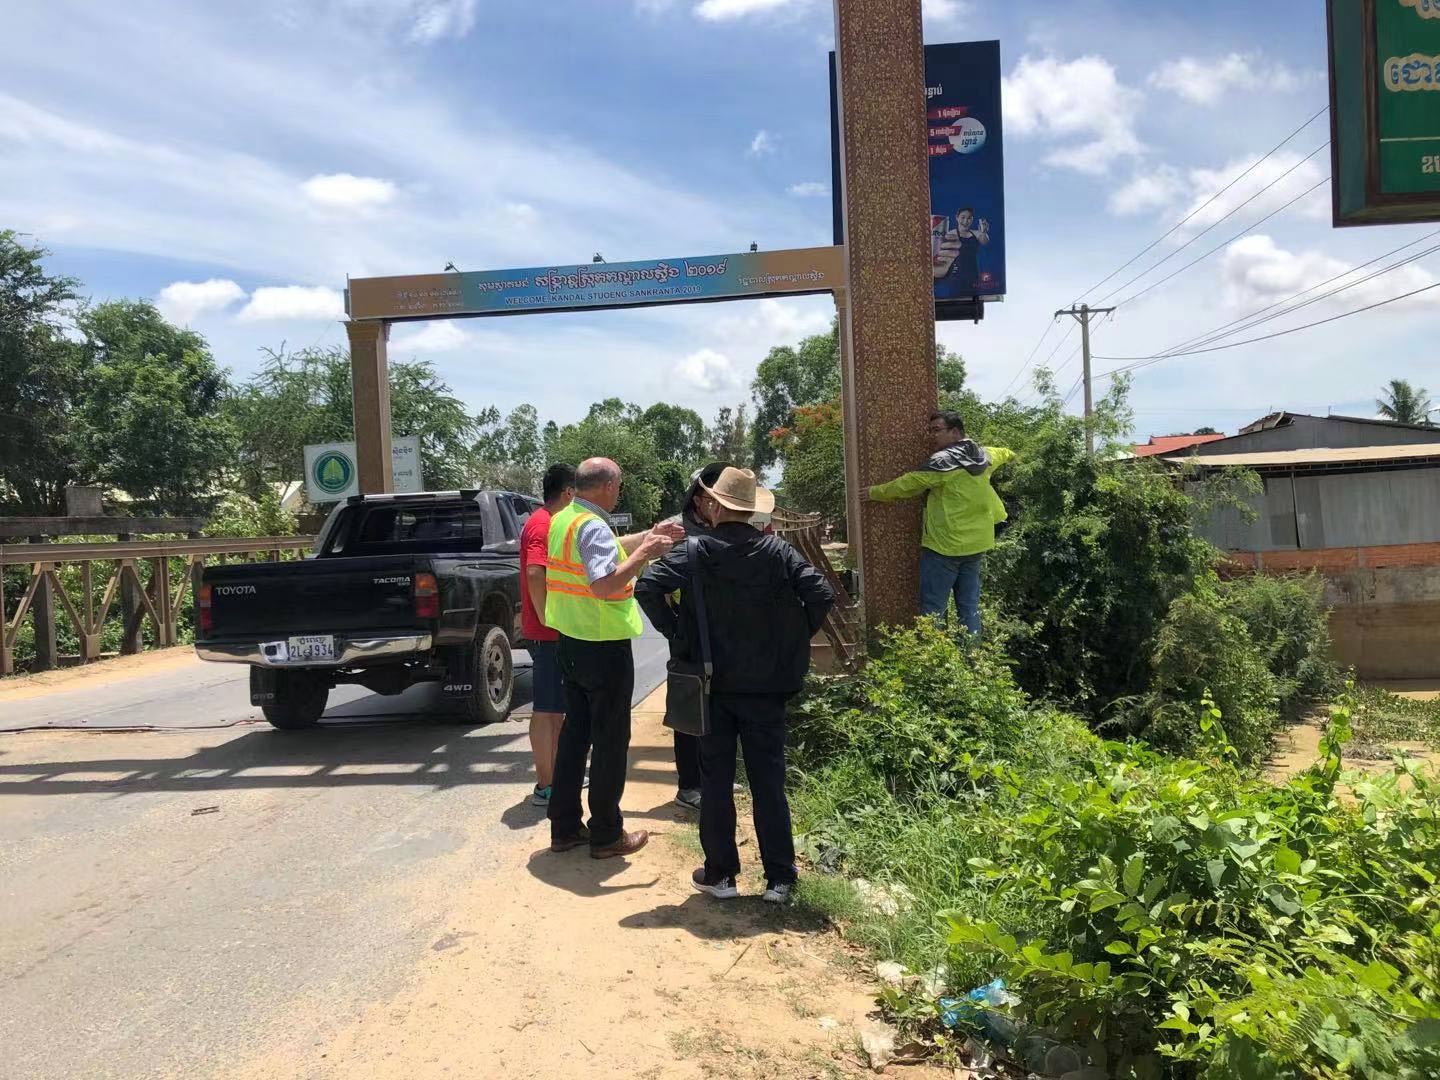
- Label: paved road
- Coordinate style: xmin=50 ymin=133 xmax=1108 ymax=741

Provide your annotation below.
xmin=0 ymin=625 xmax=671 ymax=1079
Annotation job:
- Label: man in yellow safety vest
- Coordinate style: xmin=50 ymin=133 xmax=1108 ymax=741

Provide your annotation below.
xmin=545 ymin=456 xmax=684 ymax=859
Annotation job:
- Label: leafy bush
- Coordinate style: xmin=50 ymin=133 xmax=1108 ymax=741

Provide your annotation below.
xmin=1350 ymin=686 xmax=1440 ymax=753
xmin=790 ymin=628 xmax=1440 ymax=1079
xmin=1221 ymin=572 xmax=1340 ymax=718
xmin=791 ymin=620 xmax=1095 ymax=795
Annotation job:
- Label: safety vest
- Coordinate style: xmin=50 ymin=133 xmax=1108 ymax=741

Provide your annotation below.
xmin=544 ymin=502 xmax=644 ymax=641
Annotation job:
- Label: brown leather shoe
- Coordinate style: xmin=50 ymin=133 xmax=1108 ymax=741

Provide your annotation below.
xmin=590 ymin=830 xmax=649 ymax=859
xmin=550 ymin=826 xmax=591 ymax=853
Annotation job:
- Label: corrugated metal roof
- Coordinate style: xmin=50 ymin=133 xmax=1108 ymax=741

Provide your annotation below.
xmin=1166 ymin=443 xmax=1440 ymax=468
xmin=1134 ymin=433 xmax=1227 ymax=457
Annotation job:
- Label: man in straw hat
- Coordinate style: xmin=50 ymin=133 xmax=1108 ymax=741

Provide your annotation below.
xmin=636 ymin=467 xmax=834 ymax=903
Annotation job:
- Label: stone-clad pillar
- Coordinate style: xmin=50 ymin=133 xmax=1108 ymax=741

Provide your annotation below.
xmin=346 ymin=320 xmax=393 ymax=495
xmin=832 ymin=0 xmax=937 ymax=629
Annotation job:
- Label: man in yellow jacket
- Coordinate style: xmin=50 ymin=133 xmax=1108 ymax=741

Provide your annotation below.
xmin=863 ymin=410 xmax=1013 ymax=635
xmin=544 ymin=457 xmax=683 ymax=859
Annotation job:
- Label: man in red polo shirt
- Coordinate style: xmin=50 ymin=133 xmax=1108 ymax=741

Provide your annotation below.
xmin=519 ymin=463 xmax=575 ymax=805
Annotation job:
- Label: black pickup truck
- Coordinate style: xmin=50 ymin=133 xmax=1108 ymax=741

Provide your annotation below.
xmin=195 ymin=490 xmax=538 ymax=730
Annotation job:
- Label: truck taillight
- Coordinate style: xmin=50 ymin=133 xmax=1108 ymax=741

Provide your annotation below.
xmin=198 ymin=583 xmax=213 ymax=634
xmin=414 ymin=573 xmax=439 ymax=619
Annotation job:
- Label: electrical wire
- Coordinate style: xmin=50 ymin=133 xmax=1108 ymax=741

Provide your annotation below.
xmin=1150 ymin=229 xmax=1440 ymax=358
xmin=1075 ymin=106 xmax=1328 ymax=303
xmin=1098 ymin=144 xmax=1329 ymax=308
xmin=1109 ymin=174 xmax=1331 ymax=311
xmin=1092 ymin=280 xmax=1440 ymax=378
xmin=998 ymin=320 xmax=1057 ymax=398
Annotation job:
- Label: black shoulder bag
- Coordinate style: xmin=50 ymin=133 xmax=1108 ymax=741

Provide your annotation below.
xmin=663 ymin=537 xmax=713 ymax=737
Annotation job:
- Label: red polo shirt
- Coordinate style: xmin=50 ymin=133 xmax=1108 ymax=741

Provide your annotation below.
xmin=519 ymin=507 xmax=557 ymax=642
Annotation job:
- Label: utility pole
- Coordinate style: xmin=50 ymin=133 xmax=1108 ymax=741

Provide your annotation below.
xmin=1055 ymin=303 xmax=1115 ymax=457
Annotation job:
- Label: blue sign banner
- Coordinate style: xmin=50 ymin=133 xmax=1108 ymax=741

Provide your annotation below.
xmin=830 ymin=40 xmax=1007 ymax=318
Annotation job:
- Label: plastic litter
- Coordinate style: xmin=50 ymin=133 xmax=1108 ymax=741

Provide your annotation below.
xmin=938 ymin=979 xmax=1021 ymax=1046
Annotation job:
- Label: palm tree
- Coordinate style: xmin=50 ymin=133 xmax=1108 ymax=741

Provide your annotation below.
xmin=1376 ymin=379 xmax=1435 ymax=426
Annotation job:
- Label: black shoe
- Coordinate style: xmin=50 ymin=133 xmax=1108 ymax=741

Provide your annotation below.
xmin=550 ymin=825 xmax=591 ymax=852
xmin=691 ymin=867 xmax=739 ymax=899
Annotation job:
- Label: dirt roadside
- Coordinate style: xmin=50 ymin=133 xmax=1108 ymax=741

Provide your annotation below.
xmin=225 ymin=686 xmax=890 ymax=1080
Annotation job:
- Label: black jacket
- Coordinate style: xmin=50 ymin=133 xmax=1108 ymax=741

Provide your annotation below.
xmin=635 ymin=522 xmax=835 ymax=696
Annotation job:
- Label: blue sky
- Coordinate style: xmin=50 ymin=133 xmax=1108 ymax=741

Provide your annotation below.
xmin=3 ymin=0 xmax=1438 ymax=441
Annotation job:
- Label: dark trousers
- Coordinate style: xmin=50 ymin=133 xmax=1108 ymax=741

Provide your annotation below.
xmin=549 ymin=636 xmax=634 ymax=849
xmin=674 ymin=731 xmax=702 ymax=791
xmin=699 ymin=693 xmax=796 ymax=885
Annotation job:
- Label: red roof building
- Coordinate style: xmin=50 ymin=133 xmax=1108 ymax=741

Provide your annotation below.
xmin=1132 ymin=432 xmax=1227 ymax=458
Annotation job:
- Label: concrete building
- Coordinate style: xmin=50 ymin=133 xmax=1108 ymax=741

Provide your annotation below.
xmin=1172 ymin=432 xmax=1440 ymax=681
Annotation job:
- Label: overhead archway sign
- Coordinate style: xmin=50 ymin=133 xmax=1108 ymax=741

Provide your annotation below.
xmin=345 ymin=246 xmax=845 ymax=322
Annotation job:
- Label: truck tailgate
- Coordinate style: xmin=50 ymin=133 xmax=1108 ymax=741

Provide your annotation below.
xmin=203 ymin=555 xmax=429 ymax=637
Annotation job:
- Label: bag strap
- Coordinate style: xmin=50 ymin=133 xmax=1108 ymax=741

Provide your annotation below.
xmin=687 ymin=536 xmax=713 ymax=678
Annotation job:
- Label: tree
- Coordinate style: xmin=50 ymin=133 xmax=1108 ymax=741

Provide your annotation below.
xmin=0 ymin=231 xmax=85 ymax=514
xmin=1193 ymin=426 xmax=1220 ymax=435
xmin=749 ymin=322 xmax=842 ymax=470
xmin=641 ymin=402 xmax=708 ymax=513
xmin=72 ymin=300 xmax=235 ymax=513
xmin=772 ymin=401 xmax=847 ymax=532
xmin=473 ymin=403 xmax=543 ymax=494
xmin=547 ymin=400 xmax=666 ymax=522
xmin=1377 ymin=379 xmax=1434 ymax=426
xmin=226 ymin=345 xmax=481 ymax=497
xmin=708 ymin=404 xmax=753 ymax=469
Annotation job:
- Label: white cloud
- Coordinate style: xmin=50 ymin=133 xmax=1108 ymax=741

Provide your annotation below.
xmin=697 ymin=0 xmax=801 ymax=20
xmin=674 ymin=348 xmax=742 ymax=393
xmin=748 ymin=129 xmax=776 ymax=157
xmin=1149 ymin=52 xmax=1303 ymax=106
xmin=330 ymin=0 xmax=478 ymax=43
xmin=787 ymin=181 xmax=828 ymax=197
xmin=301 ymin=172 xmax=397 ymax=211
xmin=1003 ymin=54 xmax=1144 ymax=174
xmin=1220 ymin=235 xmax=1440 ymax=313
xmin=390 ymin=321 xmax=472 ymax=352
xmin=154 ymin=278 xmax=246 ymax=324
xmin=1109 ymin=166 xmax=1185 ymax=216
xmin=922 ymin=0 xmax=969 ymax=22
xmin=237 ymin=285 xmax=346 ymax=322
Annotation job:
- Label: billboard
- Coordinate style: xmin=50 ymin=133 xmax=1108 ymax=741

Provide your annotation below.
xmin=346 ymin=246 xmax=844 ymax=321
xmin=1329 ymin=0 xmax=1440 ymax=226
xmin=303 ymin=436 xmax=423 ymax=503
xmin=830 ymin=40 xmax=1007 ymax=319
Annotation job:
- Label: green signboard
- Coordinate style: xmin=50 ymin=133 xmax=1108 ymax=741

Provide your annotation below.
xmin=1329 ymin=0 xmax=1440 ymax=225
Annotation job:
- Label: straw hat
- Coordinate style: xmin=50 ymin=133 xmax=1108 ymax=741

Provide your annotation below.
xmin=701 ymin=466 xmax=775 ymax=515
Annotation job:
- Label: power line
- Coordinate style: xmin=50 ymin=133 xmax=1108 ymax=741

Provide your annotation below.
xmin=1109 ymin=173 xmax=1331 ymax=310
xmin=999 ymin=320 xmax=1056 ymax=398
xmin=1152 ymin=229 xmax=1440 ymax=358
xmin=1075 ymin=106 xmax=1328 ymax=303
xmin=1099 ymin=143 xmax=1329 ymax=308
xmin=1093 ymin=279 xmax=1440 ymax=378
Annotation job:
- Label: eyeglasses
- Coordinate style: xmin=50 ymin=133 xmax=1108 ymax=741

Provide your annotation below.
xmin=926 ymin=425 xmax=948 ymax=434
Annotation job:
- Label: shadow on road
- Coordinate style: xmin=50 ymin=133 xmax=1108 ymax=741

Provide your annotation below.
xmin=617 ymin=893 xmax=828 ymax=940
xmin=525 ymin=846 xmax=660 ymax=897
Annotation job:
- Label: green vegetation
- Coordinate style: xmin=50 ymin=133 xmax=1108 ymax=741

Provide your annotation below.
xmin=1350 ymin=687 xmax=1440 ymax=753
xmin=790 ymin=623 xmax=1440 ymax=1078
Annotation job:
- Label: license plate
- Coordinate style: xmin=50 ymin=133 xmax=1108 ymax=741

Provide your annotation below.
xmin=286 ymin=635 xmax=337 ymax=663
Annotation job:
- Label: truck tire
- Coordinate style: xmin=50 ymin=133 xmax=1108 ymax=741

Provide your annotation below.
xmin=262 ymin=671 xmax=329 ymax=730
xmin=460 ymin=624 xmax=513 ymax=725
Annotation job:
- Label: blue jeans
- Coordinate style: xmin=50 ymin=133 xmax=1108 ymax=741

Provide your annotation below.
xmin=919 ymin=547 xmax=983 ymax=635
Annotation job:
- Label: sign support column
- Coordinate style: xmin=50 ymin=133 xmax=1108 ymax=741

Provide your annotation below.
xmin=832 ymin=0 xmax=937 ymax=629
xmin=345 ymin=319 xmax=393 ymax=495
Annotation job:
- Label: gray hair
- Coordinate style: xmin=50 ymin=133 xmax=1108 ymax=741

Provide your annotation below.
xmin=574 ymin=457 xmax=620 ymax=492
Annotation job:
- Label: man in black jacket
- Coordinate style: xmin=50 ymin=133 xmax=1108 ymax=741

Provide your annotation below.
xmin=636 ymin=467 xmax=834 ymax=904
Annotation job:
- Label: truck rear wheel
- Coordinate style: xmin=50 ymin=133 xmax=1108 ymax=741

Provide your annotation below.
xmin=460 ymin=624 xmax=513 ymax=725
xmin=261 ymin=671 xmax=329 ymax=730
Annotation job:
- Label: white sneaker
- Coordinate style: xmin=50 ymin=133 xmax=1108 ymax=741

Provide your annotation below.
xmin=692 ymin=867 xmax=739 ymax=899
xmin=762 ymin=881 xmax=794 ymax=905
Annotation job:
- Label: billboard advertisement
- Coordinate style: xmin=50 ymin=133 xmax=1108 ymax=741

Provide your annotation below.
xmin=830 ymin=40 xmax=1007 ymax=318
xmin=346 ymin=246 xmax=844 ymax=321
xmin=1329 ymin=0 xmax=1440 ymax=226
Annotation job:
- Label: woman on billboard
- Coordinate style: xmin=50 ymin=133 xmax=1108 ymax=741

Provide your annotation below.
xmin=932 ymin=207 xmax=990 ymax=297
